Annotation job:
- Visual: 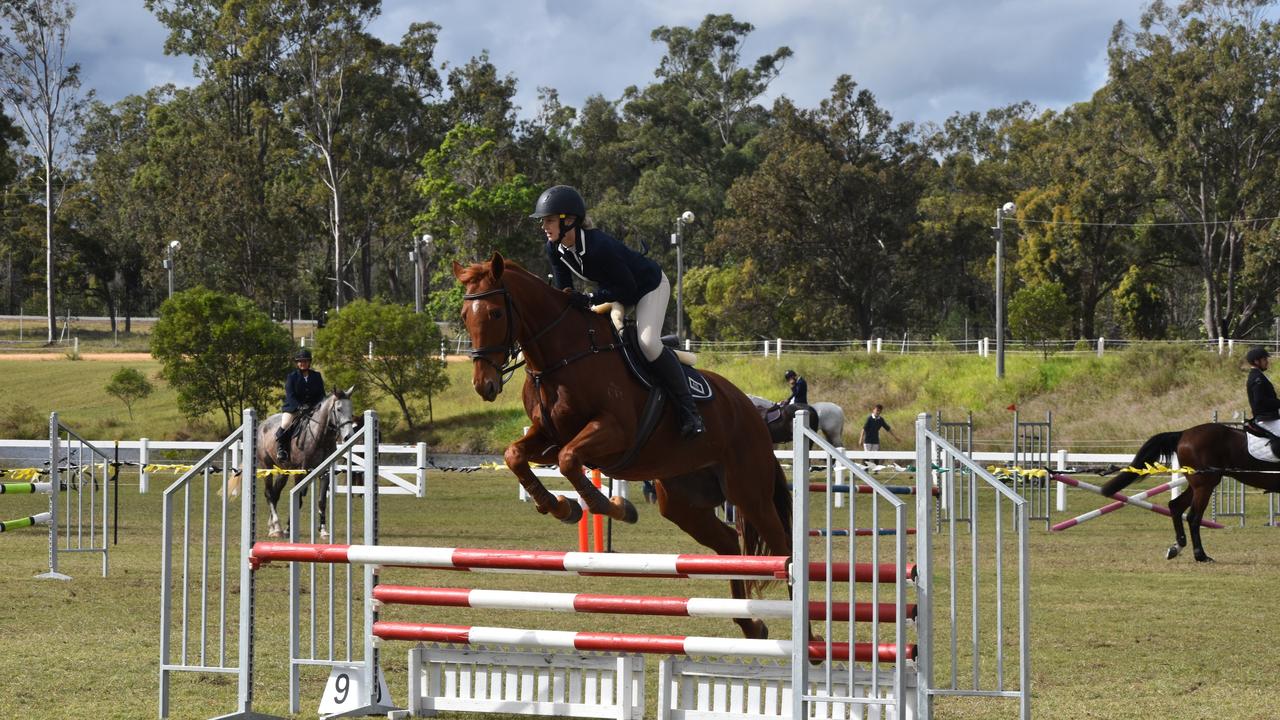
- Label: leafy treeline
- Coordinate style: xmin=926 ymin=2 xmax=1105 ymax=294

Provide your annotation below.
xmin=2 ymin=0 xmax=1280 ymax=344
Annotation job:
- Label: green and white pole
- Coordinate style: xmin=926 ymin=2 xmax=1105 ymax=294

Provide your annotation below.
xmin=0 ymin=512 xmax=51 ymax=532
xmin=0 ymin=482 xmax=52 ymax=495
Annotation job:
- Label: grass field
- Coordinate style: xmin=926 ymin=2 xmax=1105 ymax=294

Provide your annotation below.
xmin=1 ymin=464 xmax=1278 ymax=720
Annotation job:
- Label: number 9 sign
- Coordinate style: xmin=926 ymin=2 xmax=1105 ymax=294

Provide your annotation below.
xmin=318 ymin=664 xmax=393 ymax=715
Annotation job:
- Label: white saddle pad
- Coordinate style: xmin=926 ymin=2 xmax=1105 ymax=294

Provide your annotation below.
xmin=1247 ymin=419 xmax=1280 ymax=462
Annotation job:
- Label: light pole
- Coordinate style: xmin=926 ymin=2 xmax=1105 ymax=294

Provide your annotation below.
xmin=671 ymin=210 xmax=695 ymax=341
xmin=994 ymin=201 xmax=1016 ymax=379
xmin=410 ymin=234 xmax=431 ymax=313
xmin=164 ymin=240 xmax=181 ymax=299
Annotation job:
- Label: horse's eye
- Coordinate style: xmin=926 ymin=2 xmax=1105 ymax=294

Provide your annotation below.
xmin=489 ymin=309 xmax=503 ymax=320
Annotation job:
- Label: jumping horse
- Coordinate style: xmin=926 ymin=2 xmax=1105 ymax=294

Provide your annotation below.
xmin=454 ymin=253 xmax=795 ymax=640
xmin=1103 ymin=423 xmax=1280 ymax=562
xmin=254 ymin=388 xmax=356 ymax=538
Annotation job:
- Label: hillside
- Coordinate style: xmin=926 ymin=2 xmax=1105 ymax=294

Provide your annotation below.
xmin=0 ymin=343 xmax=1252 ymax=453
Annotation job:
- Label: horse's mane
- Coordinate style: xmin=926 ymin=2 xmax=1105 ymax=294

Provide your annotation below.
xmin=459 ymin=257 xmax=561 ymax=298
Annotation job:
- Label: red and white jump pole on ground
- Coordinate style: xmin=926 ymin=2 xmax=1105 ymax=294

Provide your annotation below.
xmin=1048 ymin=473 xmax=1223 ymax=531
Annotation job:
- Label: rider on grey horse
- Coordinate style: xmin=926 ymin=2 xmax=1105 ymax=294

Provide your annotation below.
xmin=277 ymin=347 xmax=325 ymax=463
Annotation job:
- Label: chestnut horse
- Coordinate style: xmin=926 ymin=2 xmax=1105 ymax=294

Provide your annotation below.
xmin=453 ymin=254 xmax=793 ymax=639
xmin=1102 ymin=423 xmax=1280 ymax=562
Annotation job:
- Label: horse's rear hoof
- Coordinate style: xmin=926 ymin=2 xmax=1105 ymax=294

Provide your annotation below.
xmin=612 ymin=497 xmax=639 ymax=524
xmin=1195 ymin=552 xmax=1214 ymax=563
xmin=319 ymin=527 xmax=330 ymax=540
xmin=269 ymin=528 xmax=283 ymax=539
xmin=1166 ymin=545 xmax=1180 ymax=559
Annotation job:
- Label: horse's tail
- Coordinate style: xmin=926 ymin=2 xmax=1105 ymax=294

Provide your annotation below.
xmin=736 ymin=460 xmax=794 ymax=597
xmin=1100 ymin=431 xmax=1183 ymax=497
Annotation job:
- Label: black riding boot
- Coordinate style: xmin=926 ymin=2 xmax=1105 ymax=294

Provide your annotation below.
xmin=651 ymin=349 xmax=705 ymax=438
xmin=275 ymin=426 xmax=291 ymax=464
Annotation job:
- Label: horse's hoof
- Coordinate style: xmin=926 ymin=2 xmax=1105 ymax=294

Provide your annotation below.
xmin=1166 ymin=545 xmax=1180 ymax=559
xmin=268 ymin=528 xmax=283 ymax=539
xmin=1195 ymin=552 xmax=1214 ymax=563
xmin=612 ymin=496 xmax=639 ymax=524
xmin=319 ymin=527 xmax=329 ymax=540
xmin=558 ymin=497 xmax=583 ymax=525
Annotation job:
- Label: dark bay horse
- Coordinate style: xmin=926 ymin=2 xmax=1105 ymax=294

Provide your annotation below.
xmin=1103 ymin=423 xmax=1280 ymax=562
xmin=255 ymin=388 xmax=355 ymax=538
xmin=453 ymin=254 xmax=794 ymax=640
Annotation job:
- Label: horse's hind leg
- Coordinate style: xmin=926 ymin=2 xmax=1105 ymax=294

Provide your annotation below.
xmin=1165 ymin=484 xmax=1192 ymax=559
xmin=1186 ymin=480 xmax=1217 ymax=563
xmin=655 ymin=474 xmax=768 ymax=640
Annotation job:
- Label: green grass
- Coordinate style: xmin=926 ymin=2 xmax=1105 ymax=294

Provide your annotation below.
xmin=1 ymin=468 xmax=1278 ymax=719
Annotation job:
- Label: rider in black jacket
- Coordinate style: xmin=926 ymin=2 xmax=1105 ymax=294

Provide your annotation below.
xmin=277 ymin=347 xmax=325 ymax=462
xmin=1247 ymin=346 xmax=1280 ymax=421
xmin=533 ymin=185 xmax=704 ymax=438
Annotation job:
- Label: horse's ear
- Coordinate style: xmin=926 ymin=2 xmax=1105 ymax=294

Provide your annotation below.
xmin=343 ymin=385 xmax=354 ymax=397
xmin=451 ymin=260 xmax=466 ymax=280
xmin=491 ymin=252 xmax=505 ymax=279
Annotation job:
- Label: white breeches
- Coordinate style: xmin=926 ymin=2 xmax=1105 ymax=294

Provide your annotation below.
xmin=281 ymin=412 xmax=296 ymax=430
xmin=634 ymin=273 xmax=671 ymax=362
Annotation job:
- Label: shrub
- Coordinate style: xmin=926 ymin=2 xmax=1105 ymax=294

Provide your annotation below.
xmin=105 ymin=367 xmax=153 ymax=420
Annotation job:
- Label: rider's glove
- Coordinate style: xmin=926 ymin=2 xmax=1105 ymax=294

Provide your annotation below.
xmin=567 ymin=290 xmax=593 ymax=309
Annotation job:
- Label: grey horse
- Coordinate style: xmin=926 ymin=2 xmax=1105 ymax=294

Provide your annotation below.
xmin=748 ymin=395 xmax=845 ymax=446
xmin=255 ymin=388 xmax=355 ymax=538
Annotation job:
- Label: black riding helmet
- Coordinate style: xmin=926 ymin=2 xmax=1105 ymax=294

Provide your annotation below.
xmin=784 ymin=369 xmax=797 ymax=380
xmin=295 ymin=348 xmax=313 ymax=362
xmin=530 ymin=185 xmax=587 ymax=244
xmin=1246 ymin=346 xmax=1269 ymax=365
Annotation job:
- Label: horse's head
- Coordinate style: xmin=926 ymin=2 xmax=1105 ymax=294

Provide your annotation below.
xmin=453 ymin=253 xmax=519 ymax=401
xmin=330 ymin=386 xmax=356 ymax=442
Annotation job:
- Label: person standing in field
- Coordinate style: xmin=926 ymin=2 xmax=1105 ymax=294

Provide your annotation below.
xmin=859 ymin=403 xmax=899 ymax=451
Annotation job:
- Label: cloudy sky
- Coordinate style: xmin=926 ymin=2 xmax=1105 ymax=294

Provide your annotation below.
xmin=72 ymin=0 xmax=1159 ymax=127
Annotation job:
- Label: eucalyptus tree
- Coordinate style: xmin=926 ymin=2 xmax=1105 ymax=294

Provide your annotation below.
xmin=0 ymin=0 xmax=89 ymax=343
xmin=1108 ymin=0 xmax=1280 ymax=337
xmin=1012 ymin=96 xmax=1157 ymax=338
xmin=715 ymin=77 xmax=924 ymax=339
xmin=277 ymin=0 xmax=378 ymax=311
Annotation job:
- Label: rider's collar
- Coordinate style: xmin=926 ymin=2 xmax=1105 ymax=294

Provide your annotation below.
xmin=558 ymin=229 xmax=587 ymax=257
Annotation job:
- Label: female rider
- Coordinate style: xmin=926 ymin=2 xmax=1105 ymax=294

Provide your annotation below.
xmin=531 ymin=185 xmax=704 ymax=438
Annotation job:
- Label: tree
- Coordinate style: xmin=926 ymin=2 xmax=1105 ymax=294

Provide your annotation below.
xmin=1008 ymin=282 xmax=1072 ymax=357
xmin=414 ymin=123 xmax=539 ymax=268
xmin=0 ymin=0 xmax=90 ymax=343
xmin=1112 ymin=264 xmax=1168 ymax=339
xmin=104 ymin=367 xmax=153 ymax=420
xmin=1013 ymin=97 xmax=1154 ymax=337
xmin=1108 ymin=0 xmax=1280 ymax=337
xmin=278 ymin=1 xmax=379 ymax=312
xmin=715 ymin=80 xmax=923 ymax=338
xmin=313 ymin=299 xmax=447 ymax=430
xmin=151 ymin=288 xmax=293 ymax=432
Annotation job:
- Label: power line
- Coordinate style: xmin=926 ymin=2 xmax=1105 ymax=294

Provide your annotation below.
xmin=1016 ymin=214 xmax=1280 ymax=228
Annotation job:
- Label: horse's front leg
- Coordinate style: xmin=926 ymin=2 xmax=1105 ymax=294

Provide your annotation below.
xmin=559 ymin=419 xmax=637 ymax=524
xmin=505 ymin=425 xmax=582 ymax=524
xmin=265 ymin=477 xmax=284 ymax=539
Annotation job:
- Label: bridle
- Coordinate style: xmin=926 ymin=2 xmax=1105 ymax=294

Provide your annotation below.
xmin=462 ymin=283 xmax=578 ymax=389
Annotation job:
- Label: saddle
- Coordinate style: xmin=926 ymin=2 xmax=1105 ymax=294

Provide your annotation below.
xmin=589 ymin=310 xmax=715 ymax=474
xmin=1243 ymin=418 xmax=1280 ymax=462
